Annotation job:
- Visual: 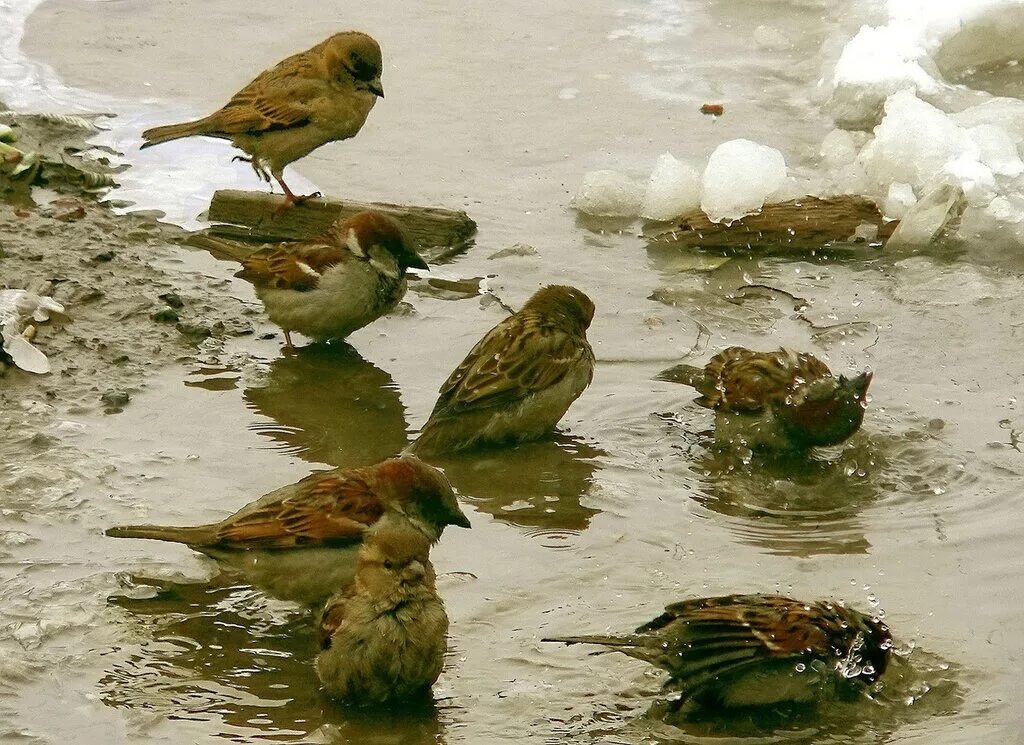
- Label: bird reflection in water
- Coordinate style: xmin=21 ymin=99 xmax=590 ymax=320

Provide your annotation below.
xmin=243 ymin=343 xmax=408 ymax=468
xmin=104 ymin=579 xmax=449 ymax=744
xmin=430 ymin=434 xmax=605 ymax=540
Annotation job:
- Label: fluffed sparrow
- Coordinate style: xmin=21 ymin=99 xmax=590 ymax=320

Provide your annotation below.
xmin=190 ymin=210 xmax=427 ymax=347
xmin=407 ymin=285 xmax=596 ymax=455
xmin=545 ymin=593 xmax=892 ymax=712
xmin=141 ymin=31 xmax=383 ymax=208
xmin=105 ymin=455 xmax=470 ymax=605
xmin=657 ymin=347 xmax=871 ymax=450
xmin=315 ymin=524 xmax=448 ymax=703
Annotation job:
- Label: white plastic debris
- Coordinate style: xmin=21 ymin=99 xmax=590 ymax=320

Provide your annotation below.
xmin=570 ymin=169 xmax=643 ymax=217
xmin=0 ymin=290 xmax=65 ymax=374
xmin=887 ymin=183 xmax=966 ymax=247
xmin=701 ymin=139 xmax=786 ymax=223
xmin=639 ymin=153 xmax=701 ymax=221
xmin=883 ymin=182 xmax=917 ymax=220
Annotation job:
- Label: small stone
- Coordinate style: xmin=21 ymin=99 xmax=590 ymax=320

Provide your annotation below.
xmin=151 ymin=308 xmax=179 ymax=323
xmin=92 ymin=250 xmax=115 ymax=263
xmin=175 ymin=321 xmax=212 ymax=338
xmin=101 ymin=390 xmax=130 ymax=408
xmin=159 ymin=291 xmax=184 ymax=308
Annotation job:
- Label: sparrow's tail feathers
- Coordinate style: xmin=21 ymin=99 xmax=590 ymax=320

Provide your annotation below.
xmin=105 ymin=523 xmax=218 ymax=547
xmin=654 ymin=363 xmax=707 ymax=389
xmin=185 ymin=233 xmax=257 ymax=264
xmin=140 ymin=118 xmax=218 ymax=149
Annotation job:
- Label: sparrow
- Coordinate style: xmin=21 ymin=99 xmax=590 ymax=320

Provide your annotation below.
xmin=657 ymin=347 xmax=871 ymax=450
xmin=189 ymin=210 xmax=428 ymax=347
xmin=406 ymin=285 xmax=596 ymax=455
xmin=141 ymin=31 xmax=384 ymax=208
xmin=315 ymin=524 xmax=448 ymax=703
xmin=105 ymin=455 xmax=470 ymax=605
xmin=544 ymin=593 xmax=892 ymax=713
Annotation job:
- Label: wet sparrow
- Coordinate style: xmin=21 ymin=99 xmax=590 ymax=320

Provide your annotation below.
xmin=657 ymin=347 xmax=871 ymax=450
xmin=141 ymin=31 xmax=383 ymax=208
xmin=316 ymin=524 xmax=448 ymax=703
xmin=105 ymin=455 xmax=470 ymax=605
xmin=407 ymin=285 xmax=596 ymax=455
xmin=545 ymin=593 xmax=892 ymax=712
xmin=190 ymin=210 xmax=427 ymax=347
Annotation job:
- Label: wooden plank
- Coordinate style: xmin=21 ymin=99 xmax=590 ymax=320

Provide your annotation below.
xmin=204 ymin=189 xmax=477 ymax=258
xmin=645 ymin=195 xmax=898 ymax=252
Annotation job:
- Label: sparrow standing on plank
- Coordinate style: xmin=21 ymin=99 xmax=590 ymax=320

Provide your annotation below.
xmin=545 ymin=594 xmax=892 ymax=712
xmin=407 ymin=285 xmax=596 ymax=455
xmin=105 ymin=456 xmax=470 ymax=605
xmin=141 ymin=31 xmax=384 ymax=209
xmin=189 ymin=210 xmax=428 ymax=348
xmin=657 ymin=347 xmax=871 ymax=450
xmin=316 ymin=525 xmax=448 ymax=703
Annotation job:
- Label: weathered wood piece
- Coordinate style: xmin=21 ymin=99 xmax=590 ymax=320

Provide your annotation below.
xmin=645 ymin=195 xmax=898 ymax=252
xmin=205 ymin=190 xmax=477 ymax=259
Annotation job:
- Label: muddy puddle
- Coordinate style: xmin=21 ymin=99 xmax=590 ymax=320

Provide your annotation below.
xmin=2 ymin=0 xmax=1023 ymax=743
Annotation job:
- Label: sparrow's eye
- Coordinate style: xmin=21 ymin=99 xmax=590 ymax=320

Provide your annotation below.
xmin=383 ymin=560 xmax=393 ymax=569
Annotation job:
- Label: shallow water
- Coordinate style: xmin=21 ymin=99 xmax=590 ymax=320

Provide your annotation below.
xmin=2 ymin=0 xmax=1024 ymax=742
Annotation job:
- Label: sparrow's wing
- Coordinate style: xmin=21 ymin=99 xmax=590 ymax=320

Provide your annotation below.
xmin=317 ymin=592 xmax=354 ymax=650
xmin=237 ymin=241 xmax=350 ymax=291
xmin=205 ymin=55 xmax=327 ymax=135
xmin=212 ymin=469 xmax=386 ymax=549
xmin=701 ymin=348 xmax=831 ymax=412
xmin=632 ymin=594 xmax=843 ymax=686
xmin=433 ymin=313 xmax=593 ymax=414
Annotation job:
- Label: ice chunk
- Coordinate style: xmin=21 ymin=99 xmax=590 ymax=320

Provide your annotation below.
xmin=887 ymin=183 xmax=966 ymax=247
xmin=883 ymin=182 xmax=917 ymax=220
xmin=701 ymin=139 xmax=787 ymax=223
xmin=828 ymin=25 xmax=937 ymax=129
xmin=820 ymin=129 xmax=858 ymax=168
xmin=570 ymin=170 xmax=643 ymax=217
xmin=640 ymin=153 xmax=701 ymax=221
xmin=860 ymin=91 xmax=973 ymax=191
xmin=943 ymin=155 xmax=996 ymax=207
xmin=966 ymin=124 xmax=1024 ymax=177
xmin=953 ymin=98 xmax=1024 ymax=142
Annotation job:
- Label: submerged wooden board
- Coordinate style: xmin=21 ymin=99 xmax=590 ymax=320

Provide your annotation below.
xmin=645 ymin=195 xmax=898 ymax=251
xmin=204 ymin=189 xmax=477 ymax=259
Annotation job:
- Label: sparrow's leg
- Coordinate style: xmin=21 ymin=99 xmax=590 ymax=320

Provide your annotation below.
xmin=272 ymin=170 xmax=322 ymax=213
xmin=283 ymin=329 xmax=295 ymax=350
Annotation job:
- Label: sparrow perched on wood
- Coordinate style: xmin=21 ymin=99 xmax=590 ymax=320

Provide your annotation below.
xmin=141 ymin=31 xmax=384 ymax=208
xmin=657 ymin=347 xmax=871 ymax=450
xmin=189 ymin=210 xmax=428 ymax=347
xmin=407 ymin=285 xmax=596 ymax=455
xmin=105 ymin=455 xmax=470 ymax=605
xmin=315 ymin=524 xmax=448 ymax=703
xmin=545 ymin=594 xmax=892 ymax=712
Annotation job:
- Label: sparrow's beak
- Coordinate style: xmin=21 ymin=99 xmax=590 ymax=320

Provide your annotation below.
xmin=368 ymin=78 xmax=384 ymax=98
xmin=850 ymin=371 xmax=873 ymax=401
xmin=406 ymin=253 xmax=430 ymax=271
xmin=403 ymin=560 xmax=426 ymax=583
xmin=448 ymin=505 xmax=472 ymax=529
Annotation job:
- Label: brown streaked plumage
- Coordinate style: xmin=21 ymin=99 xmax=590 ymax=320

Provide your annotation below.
xmin=544 ymin=593 xmax=892 ymax=711
xmin=141 ymin=32 xmax=383 ymax=208
xmin=657 ymin=347 xmax=871 ymax=450
xmin=189 ymin=210 xmax=427 ymax=347
xmin=315 ymin=525 xmax=448 ymax=703
xmin=105 ymin=456 xmax=470 ymax=605
xmin=407 ymin=284 xmax=596 ymax=455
